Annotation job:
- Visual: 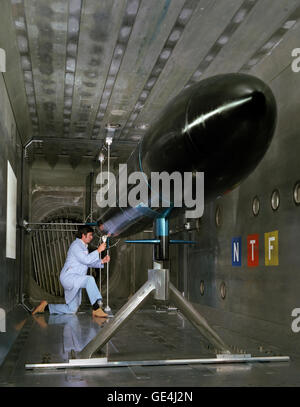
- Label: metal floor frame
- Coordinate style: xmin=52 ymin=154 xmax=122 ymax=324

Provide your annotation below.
xmin=0 ymin=305 xmax=298 ymax=386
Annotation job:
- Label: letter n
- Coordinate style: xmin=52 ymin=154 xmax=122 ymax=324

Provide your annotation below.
xmin=232 ymin=237 xmax=241 ymax=267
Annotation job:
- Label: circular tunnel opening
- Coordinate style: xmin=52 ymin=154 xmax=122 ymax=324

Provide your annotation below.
xmin=30 ymin=206 xmax=124 ymax=305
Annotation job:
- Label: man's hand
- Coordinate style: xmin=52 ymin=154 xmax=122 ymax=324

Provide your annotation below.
xmin=102 ymin=255 xmax=110 ymax=264
xmin=97 ymin=242 xmax=106 ymax=253
xmin=98 ymin=223 xmax=112 ymax=237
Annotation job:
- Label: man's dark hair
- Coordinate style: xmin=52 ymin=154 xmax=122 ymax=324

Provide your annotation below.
xmin=77 ymin=225 xmax=94 ymax=238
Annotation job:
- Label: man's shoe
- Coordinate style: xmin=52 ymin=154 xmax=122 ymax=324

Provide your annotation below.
xmin=32 ymin=300 xmax=48 ymax=315
xmin=92 ymin=316 xmax=107 ymax=326
xmin=92 ymin=307 xmax=108 ymax=318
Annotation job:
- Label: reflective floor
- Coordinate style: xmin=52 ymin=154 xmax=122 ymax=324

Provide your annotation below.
xmin=0 ymin=304 xmax=300 ymax=387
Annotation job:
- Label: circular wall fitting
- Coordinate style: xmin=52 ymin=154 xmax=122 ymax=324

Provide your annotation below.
xmin=200 ymin=280 xmax=205 ymax=296
xmin=270 ymin=189 xmax=280 ymax=211
xmin=252 ymin=196 xmax=260 ymax=216
xmin=220 ymin=282 xmax=226 ymax=300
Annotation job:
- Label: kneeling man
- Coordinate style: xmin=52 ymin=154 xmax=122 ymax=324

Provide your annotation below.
xmin=32 ymin=226 xmax=110 ymax=317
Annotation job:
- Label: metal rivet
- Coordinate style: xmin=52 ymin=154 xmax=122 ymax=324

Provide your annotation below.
xmin=271 ymin=189 xmax=280 ymax=211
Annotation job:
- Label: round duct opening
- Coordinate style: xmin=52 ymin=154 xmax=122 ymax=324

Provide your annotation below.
xmin=30 ymin=207 xmax=122 ymax=303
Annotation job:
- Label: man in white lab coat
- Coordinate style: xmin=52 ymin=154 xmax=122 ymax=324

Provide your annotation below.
xmin=32 ymin=226 xmax=110 ymax=318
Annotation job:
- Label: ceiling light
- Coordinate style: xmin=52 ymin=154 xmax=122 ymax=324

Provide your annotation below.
xmin=192 ymin=70 xmax=202 ymax=79
xmin=98 ymin=152 xmax=105 ymax=162
xmin=67 ymin=42 xmax=77 ymax=55
xmin=68 ymin=17 xmax=80 ymax=34
xmin=282 ymin=20 xmax=296 ymax=30
xmin=17 ymin=35 xmax=28 ymax=53
xmin=15 ymin=18 xmax=25 ymax=30
xmin=120 ymin=26 xmax=131 ymax=39
xmin=105 ymin=123 xmax=120 ymax=129
xmin=218 ymin=35 xmax=229 ymax=45
xmin=130 ymin=135 xmax=141 ymax=141
xmin=160 ymin=48 xmax=171 ymax=60
xmin=111 ymin=109 xmax=126 ymax=116
xmin=178 ymin=8 xmax=193 ymax=23
xmin=65 ymin=73 xmax=74 ymax=85
xmin=126 ymin=0 xmax=139 ymax=16
xmin=233 ymin=9 xmax=247 ymax=24
xmin=248 ymin=58 xmax=259 ymax=66
xmin=261 ymin=41 xmax=276 ymax=50
xmin=20 ymin=55 xmax=31 ymax=70
xmin=134 ymin=102 xmax=144 ymax=111
xmin=115 ymin=45 xmax=125 ymax=56
xmin=135 ymin=123 xmax=149 ymax=130
xmin=66 ymin=57 xmax=76 ymax=72
xmin=106 ymin=136 xmax=113 ymax=145
xmin=69 ymin=0 xmax=82 ymax=14
xmin=140 ymin=91 xmax=149 ymax=100
xmin=169 ymin=29 xmax=182 ymax=43
xmin=205 ymin=54 xmax=214 ymax=62
xmin=146 ymin=77 xmax=156 ymax=88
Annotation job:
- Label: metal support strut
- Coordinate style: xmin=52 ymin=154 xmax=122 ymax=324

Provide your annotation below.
xmin=25 ymin=210 xmax=290 ymax=369
xmin=78 ymin=267 xmax=230 ymax=359
xmin=25 ymin=266 xmax=290 ymax=369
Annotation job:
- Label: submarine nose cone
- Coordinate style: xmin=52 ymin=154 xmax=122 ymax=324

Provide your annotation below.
xmin=186 ymin=73 xmax=277 ymax=196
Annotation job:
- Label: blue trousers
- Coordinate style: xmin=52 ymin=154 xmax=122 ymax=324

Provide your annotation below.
xmin=48 ymin=275 xmax=102 ymax=315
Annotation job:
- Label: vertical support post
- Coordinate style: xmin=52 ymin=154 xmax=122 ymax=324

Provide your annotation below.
xmin=105 ymin=140 xmax=112 ymax=314
xmin=105 ymin=238 xmax=111 ymax=314
xmin=99 ymin=159 xmax=103 ymax=295
xmin=19 ymin=144 xmax=25 ymax=304
xmin=90 ymin=172 xmax=94 ymax=221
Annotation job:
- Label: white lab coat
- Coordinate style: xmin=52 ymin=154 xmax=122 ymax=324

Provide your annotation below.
xmin=60 ymin=238 xmax=103 ymax=304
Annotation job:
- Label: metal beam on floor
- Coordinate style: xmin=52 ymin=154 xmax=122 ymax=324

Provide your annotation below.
xmin=25 ymin=355 xmax=290 ymax=370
